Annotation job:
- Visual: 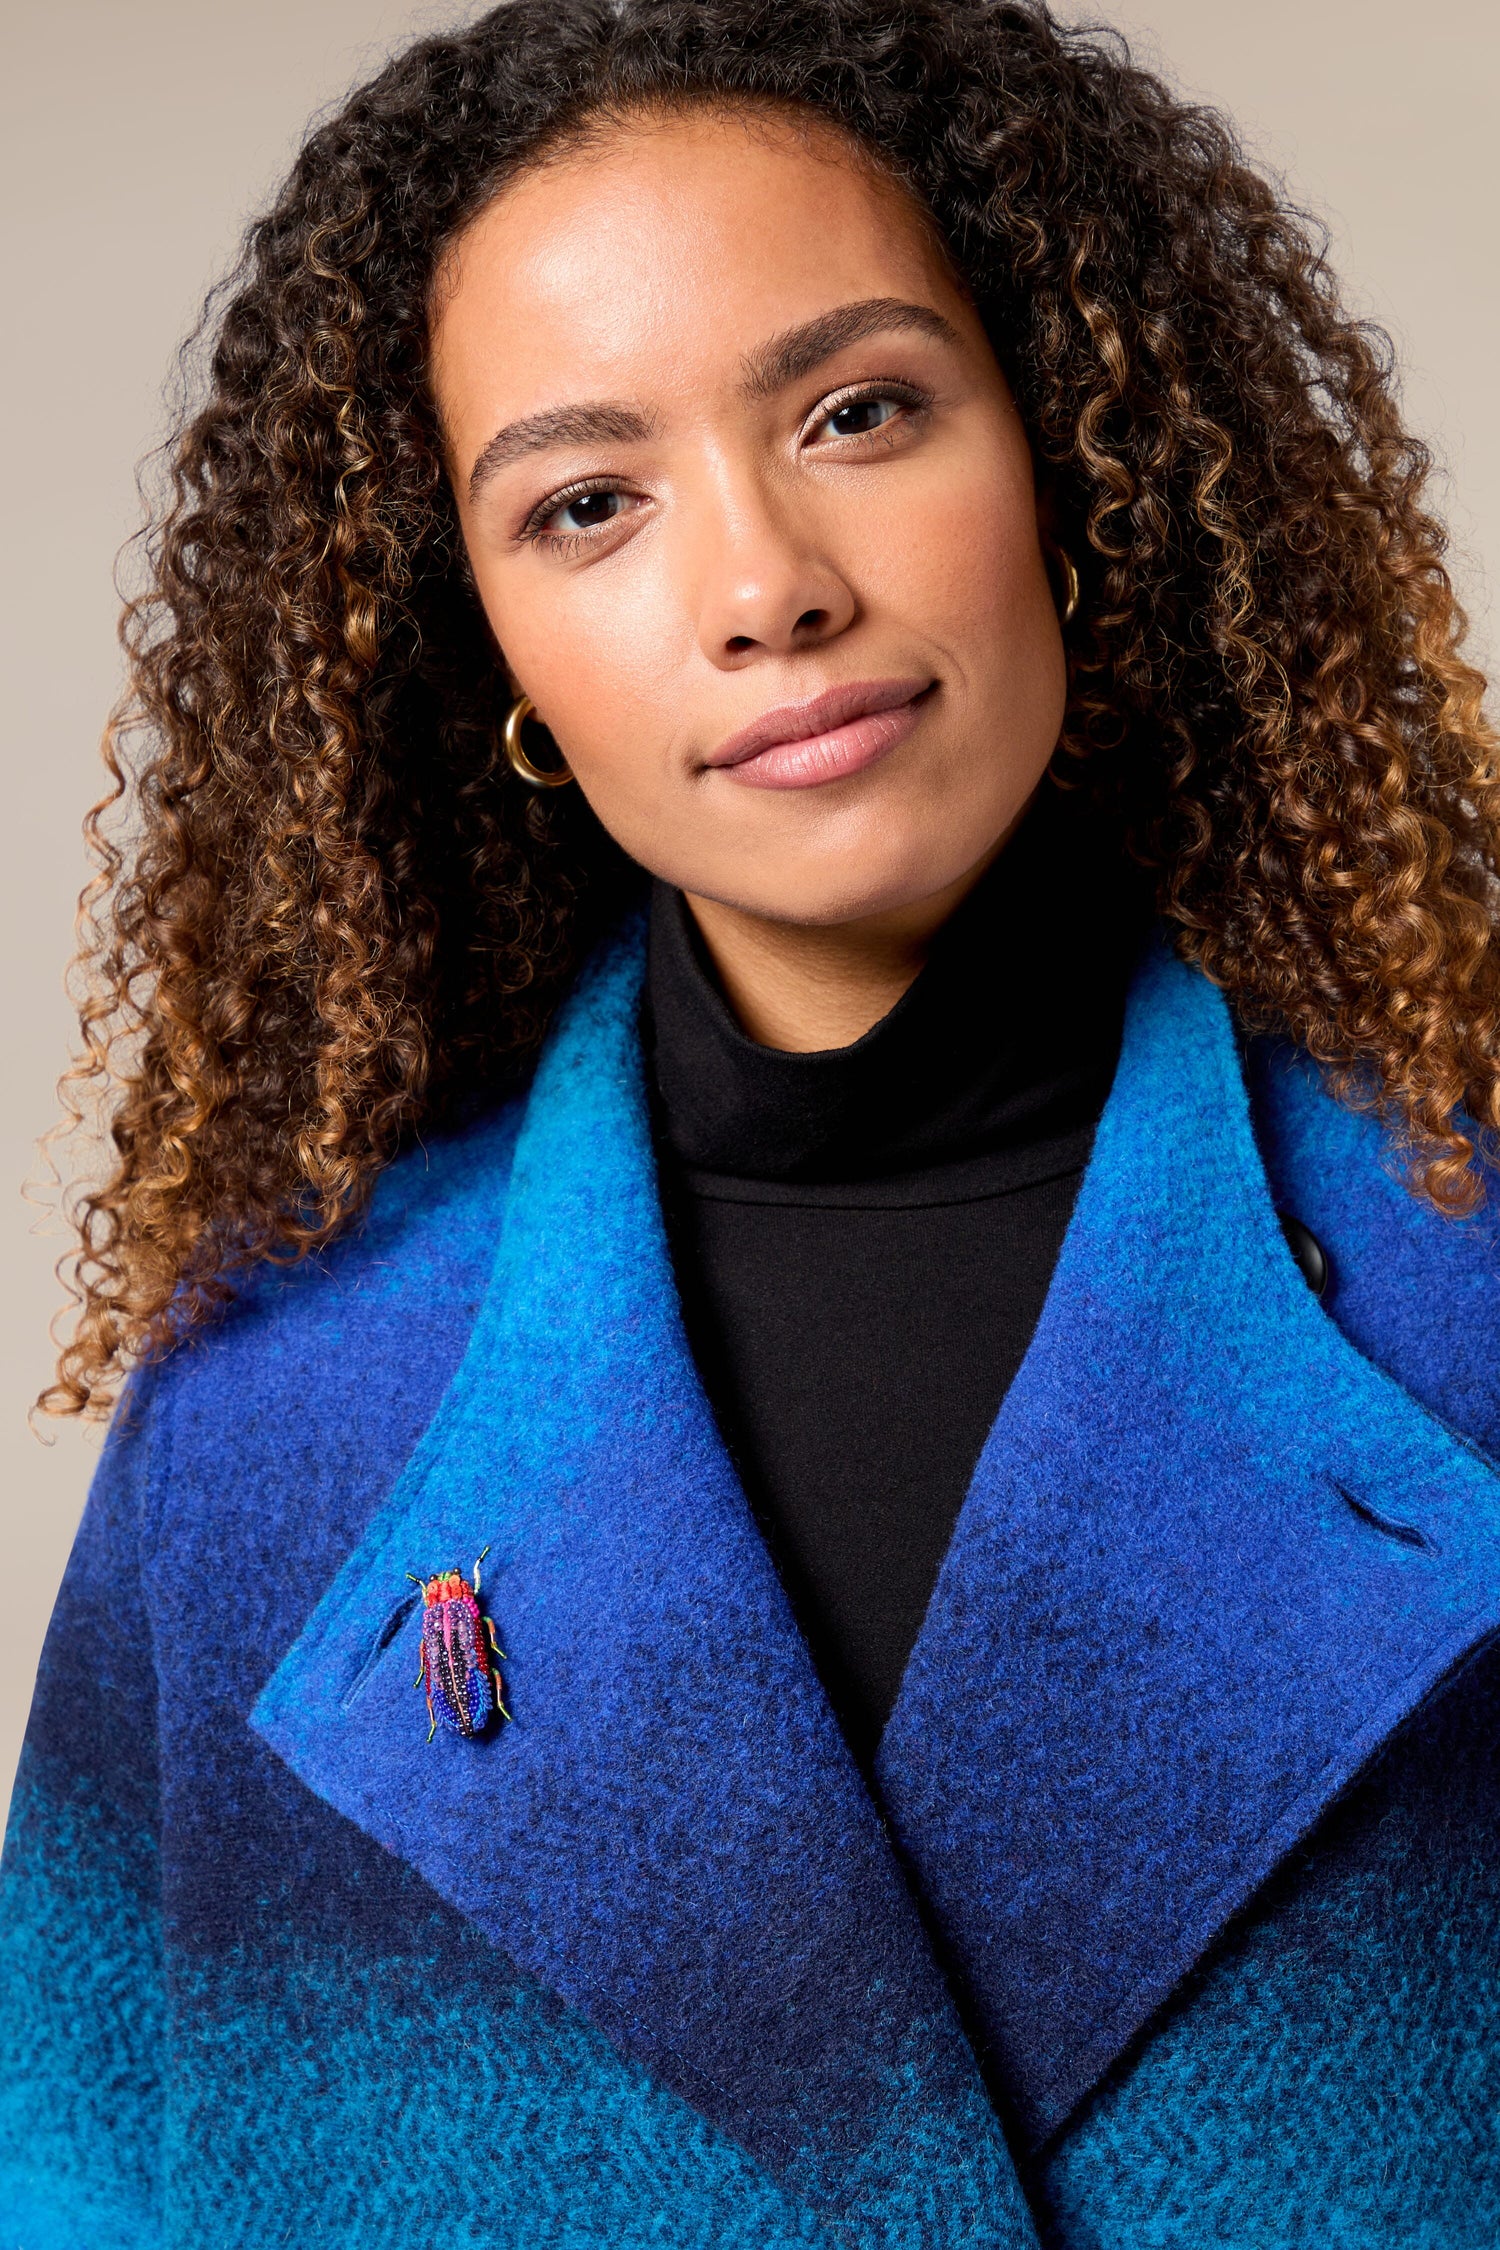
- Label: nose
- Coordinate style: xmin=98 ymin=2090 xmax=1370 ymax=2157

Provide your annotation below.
xmin=691 ymin=481 xmax=857 ymax=669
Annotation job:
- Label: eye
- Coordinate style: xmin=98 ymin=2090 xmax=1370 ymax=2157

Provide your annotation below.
xmin=825 ymin=396 xmax=903 ymax=438
xmin=805 ymin=383 xmax=929 ymax=450
xmin=525 ymin=481 xmax=643 ymax=546
xmin=548 ymin=488 xmax=629 ymax=534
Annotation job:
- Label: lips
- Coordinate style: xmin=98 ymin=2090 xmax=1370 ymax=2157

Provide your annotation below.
xmin=701 ymin=677 xmax=935 ymax=792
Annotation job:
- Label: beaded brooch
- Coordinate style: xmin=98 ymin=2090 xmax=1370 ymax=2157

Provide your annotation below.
xmin=408 ymin=1548 xmax=510 ymax=1742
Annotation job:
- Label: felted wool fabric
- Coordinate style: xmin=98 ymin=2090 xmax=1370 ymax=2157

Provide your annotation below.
xmin=2 ymin=918 xmax=1498 ymax=2248
xmin=0 ymin=1102 xmax=837 ymax=2250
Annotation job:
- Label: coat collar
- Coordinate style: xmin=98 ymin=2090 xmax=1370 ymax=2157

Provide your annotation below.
xmin=253 ymin=913 xmax=1500 ymax=2207
xmin=250 ymin=914 xmax=1034 ymax=2250
xmin=876 ymin=931 xmax=1500 ymax=2143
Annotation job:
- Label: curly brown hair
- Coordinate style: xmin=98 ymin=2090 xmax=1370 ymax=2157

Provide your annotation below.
xmin=45 ymin=0 xmax=1499 ymax=1416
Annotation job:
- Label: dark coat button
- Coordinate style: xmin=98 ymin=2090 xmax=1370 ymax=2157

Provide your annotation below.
xmin=1278 ymin=1212 xmax=1330 ymax=1299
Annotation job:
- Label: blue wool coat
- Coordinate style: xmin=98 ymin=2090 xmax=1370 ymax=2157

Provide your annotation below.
xmin=3 ymin=918 xmax=1500 ymax=2248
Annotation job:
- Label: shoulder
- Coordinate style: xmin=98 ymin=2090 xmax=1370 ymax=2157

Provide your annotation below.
xmin=1247 ymin=1034 xmax=1500 ymax=1454
xmin=172 ymin=1091 xmax=525 ymax=1392
xmin=131 ymin=1093 xmax=527 ymax=1577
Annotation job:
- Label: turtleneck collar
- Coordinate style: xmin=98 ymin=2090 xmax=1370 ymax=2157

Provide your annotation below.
xmin=643 ymin=782 xmax=1153 ymax=1186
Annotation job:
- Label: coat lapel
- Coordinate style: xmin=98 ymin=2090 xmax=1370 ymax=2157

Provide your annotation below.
xmin=876 ymin=933 xmax=1500 ymax=2147
xmin=251 ymin=918 xmax=1035 ymax=2250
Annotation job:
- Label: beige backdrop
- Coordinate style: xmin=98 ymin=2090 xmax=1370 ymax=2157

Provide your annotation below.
xmin=3 ymin=0 xmax=1496 ymax=1818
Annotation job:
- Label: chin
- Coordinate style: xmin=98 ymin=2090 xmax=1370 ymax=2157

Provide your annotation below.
xmin=705 ymin=834 xmax=991 ymax=930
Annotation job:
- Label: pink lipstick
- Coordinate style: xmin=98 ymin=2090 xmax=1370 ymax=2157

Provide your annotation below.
xmin=701 ymin=677 xmax=935 ymax=791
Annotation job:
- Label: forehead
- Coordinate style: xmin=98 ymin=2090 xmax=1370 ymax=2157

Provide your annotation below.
xmin=429 ymin=108 xmax=959 ymax=422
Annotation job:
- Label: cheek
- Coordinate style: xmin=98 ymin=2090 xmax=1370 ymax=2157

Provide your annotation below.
xmin=852 ymin=437 xmax=1067 ymax=800
xmin=870 ymin=436 xmax=1055 ymax=662
xmin=947 ymin=508 xmax=1068 ymax=749
xmin=472 ymin=546 xmax=691 ymax=808
xmin=470 ymin=558 xmax=692 ymax=846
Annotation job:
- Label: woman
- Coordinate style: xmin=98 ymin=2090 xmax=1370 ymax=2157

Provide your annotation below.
xmin=3 ymin=0 xmax=1497 ymax=2241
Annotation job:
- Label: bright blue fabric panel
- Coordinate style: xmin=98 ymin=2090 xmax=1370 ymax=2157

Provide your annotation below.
xmin=252 ymin=916 xmax=1032 ymax=2250
xmin=3 ymin=1778 xmax=836 ymax=2249
xmin=0 ymin=1090 xmax=838 ymax=2248
xmin=1249 ymin=1033 xmax=1500 ymax=1454
xmin=6 ymin=914 xmax=1500 ymax=2247
xmin=876 ymin=933 xmax=1500 ymax=2140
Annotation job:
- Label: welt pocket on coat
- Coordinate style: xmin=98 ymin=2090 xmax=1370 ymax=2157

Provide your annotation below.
xmin=341 ymin=1592 xmax=420 ymax=1709
xmin=1330 ymin=1479 xmax=1438 ymax=1555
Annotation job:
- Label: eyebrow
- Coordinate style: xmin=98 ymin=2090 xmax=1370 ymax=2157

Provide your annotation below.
xmin=740 ymin=296 xmax=959 ymax=398
xmin=468 ymin=402 xmax=655 ymax=501
xmin=465 ymin=296 xmax=959 ymax=502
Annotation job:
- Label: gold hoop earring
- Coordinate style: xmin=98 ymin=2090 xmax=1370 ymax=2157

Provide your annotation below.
xmin=1055 ymin=547 xmax=1080 ymax=627
xmin=503 ymin=694 xmax=574 ymax=789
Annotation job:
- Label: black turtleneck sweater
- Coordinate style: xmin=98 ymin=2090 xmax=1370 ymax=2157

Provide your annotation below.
xmin=644 ymin=786 xmax=1151 ymax=1770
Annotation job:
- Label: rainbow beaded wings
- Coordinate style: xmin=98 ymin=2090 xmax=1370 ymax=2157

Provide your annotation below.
xmin=408 ymin=1549 xmax=510 ymax=1742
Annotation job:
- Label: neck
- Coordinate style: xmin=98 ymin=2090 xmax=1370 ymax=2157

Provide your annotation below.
xmin=683 ymin=853 xmax=1004 ymax=1054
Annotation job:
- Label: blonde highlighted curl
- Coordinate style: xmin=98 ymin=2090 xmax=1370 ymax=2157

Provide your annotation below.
xmin=45 ymin=0 xmax=1500 ymax=1415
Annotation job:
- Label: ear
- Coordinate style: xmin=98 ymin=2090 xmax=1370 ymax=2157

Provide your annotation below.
xmin=1032 ymin=475 xmax=1081 ymax=627
xmin=497 ymin=651 xmax=532 ymax=715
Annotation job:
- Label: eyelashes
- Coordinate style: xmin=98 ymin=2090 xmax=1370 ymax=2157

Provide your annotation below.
xmin=518 ymin=378 xmax=935 ymax=552
xmin=520 ymin=478 xmax=643 ymax=548
xmin=801 ymin=378 xmax=933 ymax=446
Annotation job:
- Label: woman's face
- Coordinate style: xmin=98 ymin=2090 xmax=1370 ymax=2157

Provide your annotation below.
xmin=431 ymin=107 xmax=1066 ymax=930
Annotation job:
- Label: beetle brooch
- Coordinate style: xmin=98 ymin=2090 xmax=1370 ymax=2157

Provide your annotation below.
xmin=408 ymin=1547 xmax=510 ymax=1743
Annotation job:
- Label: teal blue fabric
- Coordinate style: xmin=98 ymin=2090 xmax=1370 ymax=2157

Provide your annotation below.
xmin=4 ymin=916 xmax=1499 ymax=2246
xmin=0 ymin=1407 xmax=164 ymax=2248
xmin=1039 ymin=1633 xmax=1500 ymax=2246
